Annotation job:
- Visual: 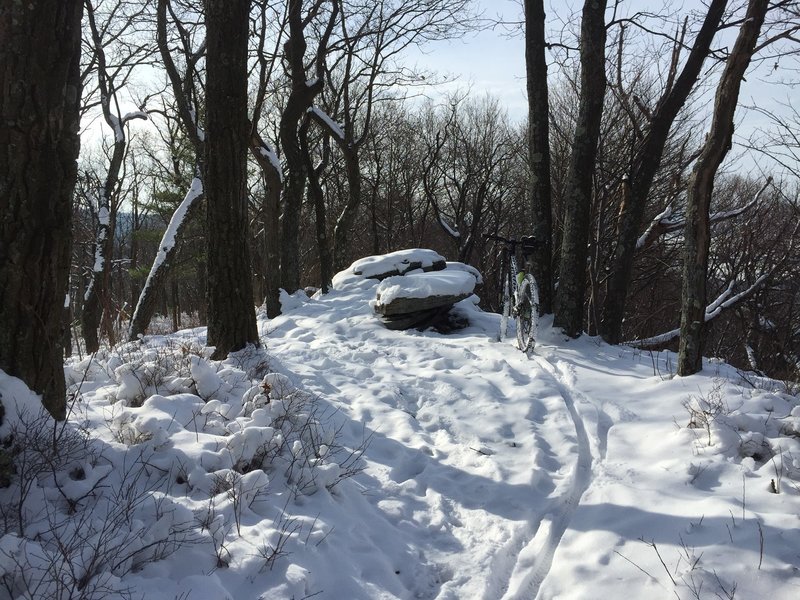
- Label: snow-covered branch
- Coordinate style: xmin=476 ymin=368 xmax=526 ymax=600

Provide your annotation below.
xmin=438 ymin=216 xmax=461 ymax=239
xmin=636 ymin=177 xmax=773 ymax=252
xmin=255 ymin=138 xmax=283 ymax=184
xmin=624 ymin=274 xmax=770 ymax=348
xmin=307 ymin=106 xmax=346 ymax=144
xmin=129 ymin=177 xmax=204 ymax=339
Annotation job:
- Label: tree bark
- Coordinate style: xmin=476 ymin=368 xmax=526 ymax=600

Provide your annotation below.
xmin=81 ymin=192 xmax=116 ymax=353
xmin=600 ymin=0 xmax=728 ymax=344
xmin=524 ymin=0 xmax=554 ymax=314
xmin=279 ymin=0 xmax=322 ymax=294
xmin=553 ymin=0 xmax=607 ymax=338
xmin=0 ymin=0 xmax=84 ymax=420
xmin=128 ymin=179 xmax=204 ymax=341
xmin=299 ymin=119 xmax=334 ymax=292
xmin=204 ymin=0 xmax=260 ymax=358
xmin=333 ymin=149 xmax=363 ymax=273
xmin=249 ymin=133 xmax=283 ymax=317
xmin=678 ymin=0 xmax=768 ymax=375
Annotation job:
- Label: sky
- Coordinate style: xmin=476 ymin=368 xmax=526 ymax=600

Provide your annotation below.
xmin=85 ymin=0 xmax=797 ymax=179
xmin=408 ymin=0 xmax=799 ymax=178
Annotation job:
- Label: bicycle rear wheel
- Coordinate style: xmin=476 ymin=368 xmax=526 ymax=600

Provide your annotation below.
xmin=515 ymin=274 xmax=540 ymax=352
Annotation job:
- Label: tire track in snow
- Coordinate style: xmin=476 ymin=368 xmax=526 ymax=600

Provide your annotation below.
xmin=498 ymin=353 xmax=596 ymax=600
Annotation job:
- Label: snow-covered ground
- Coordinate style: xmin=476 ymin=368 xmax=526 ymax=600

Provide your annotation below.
xmin=2 ymin=262 xmax=799 ymax=599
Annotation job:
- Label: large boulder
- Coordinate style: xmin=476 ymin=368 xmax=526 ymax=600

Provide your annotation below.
xmin=373 ymin=269 xmax=478 ymax=331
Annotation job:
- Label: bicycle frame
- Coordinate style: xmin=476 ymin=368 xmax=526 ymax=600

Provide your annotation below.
xmin=486 ymin=233 xmax=540 ymax=350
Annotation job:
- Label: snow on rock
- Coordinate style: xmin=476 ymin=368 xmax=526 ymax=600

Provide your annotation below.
xmin=332 ymin=248 xmax=446 ymax=288
xmin=374 ymin=270 xmax=477 ymax=311
xmin=445 ymin=260 xmax=483 ymax=285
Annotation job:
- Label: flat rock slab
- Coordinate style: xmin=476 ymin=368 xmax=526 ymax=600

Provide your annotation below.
xmin=381 ymin=306 xmax=453 ymax=330
xmin=374 ymin=270 xmax=476 ymax=317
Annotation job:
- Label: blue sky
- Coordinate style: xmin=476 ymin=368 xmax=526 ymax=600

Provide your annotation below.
xmin=408 ymin=0 xmax=797 ymax=176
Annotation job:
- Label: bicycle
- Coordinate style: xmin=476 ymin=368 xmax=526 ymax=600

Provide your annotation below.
xmin=484 ymin=234 xmax=541 ymax=353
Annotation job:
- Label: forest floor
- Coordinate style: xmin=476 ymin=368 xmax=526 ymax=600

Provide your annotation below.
xmin=1 ymin=266 xmax=799 ymax=599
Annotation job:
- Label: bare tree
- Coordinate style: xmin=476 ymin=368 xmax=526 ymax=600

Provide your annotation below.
xmin=553 ymin=0 xmax=608 ymax=337
xmin=81 ymin=0 xmax=151 ymax=353
xmin=204 ymin=0 xmax=260 ymax=357
xmin=420 ymin=94 xmax=517 ymax=264
xmin=0 ymin=0 xmax=84 ymax=419
xmin=279 ymin=0 xmax=336 ymax=294
xmin=524 ymin=0 xmax=554 ymax=313
xmin=249 ymin=0 xmax=288 ymax=316
xmin=678 ymin=0 xmax=769 ymax=375
xmin=309 ymin=0 xmax=475 ymax=277
xmin=128 ymin=0 xmax=206 ymax=341
xmin=599 ymin=0 xmax=729 ymax=344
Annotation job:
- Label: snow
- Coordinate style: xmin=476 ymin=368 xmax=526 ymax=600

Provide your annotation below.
xmin=257 ymin=142 xmax=284 ymax=183
xmin=445 ymin=260 xmax=483 ymax=285
xmin=98 ymin=205 xmax=110 ymax=226
xmin=122 ymin=110 xmax=149 ymax=124
xmin=308 ymin=106 xmax=345 ymax=142
xmin=332 ymin=248 xmax=446 ymax=288
xmin=106 ymin=109 xmax=147 ymax=143
xmin=636 ymin=205 xmax=673 ymax=249
xmin=438 ymin=216 xmax=460 ymax=239
xmin=2 ymin=259 xmax=800 ymax=599
xmin=84 ymin=200 xmax=111 ymax=302
xmin=375 ymin=270 xmax=476 ymax=305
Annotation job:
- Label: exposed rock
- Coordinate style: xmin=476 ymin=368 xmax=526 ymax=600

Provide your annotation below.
xmin=373 ymin=268 xmax=477 ymax=331
xmin=375 ymin=292 xmax=474 ymax=317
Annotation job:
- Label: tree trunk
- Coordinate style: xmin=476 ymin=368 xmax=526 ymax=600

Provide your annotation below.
xmin=204 ymin=0 xmax=259 ymax=359
xmin=600 ymin=0 xmax=728 ymax=344
xmin=81 ymin=197 xmax=115 ymax=353
xmin=249 ymin=132 xmax=283 ymax=316
xmin=333 ymin=149 xmax=362 ymax=273
xmin=524 ymin=0 xmax=554 ymax=314
xmin=299 ymin=119 xmax=334 ymax=292
xmin=678 ymin=0 xmax=767 ymax=375
xmin=279 ymin=0 xmax=322 ymax=294
xmin=0 ymin=0 xmax=84 ymax=420
xmin=129 ymin=0 xmax=207 ymax=340
xmin=553 ymin=0 xmax=607 ymax=338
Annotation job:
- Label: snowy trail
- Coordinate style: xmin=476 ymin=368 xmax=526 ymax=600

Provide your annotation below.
xmin=267 ymin=284 xmax=602 ymax=599
xmin=7 ymin=259 xmax=798 ymax=600
xmin=497 ymin=352 xmax=597 ymax=599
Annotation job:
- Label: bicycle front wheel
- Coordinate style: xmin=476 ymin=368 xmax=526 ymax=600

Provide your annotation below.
xmin=515 ymin=274 xmax=540 ymax=352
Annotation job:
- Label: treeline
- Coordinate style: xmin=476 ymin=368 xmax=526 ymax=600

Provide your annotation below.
xmin=73 ymin=0 xmax=798 ymax=378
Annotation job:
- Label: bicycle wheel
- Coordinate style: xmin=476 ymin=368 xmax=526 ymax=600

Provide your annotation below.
xmin=498 ymin=269 xmax=512 ymax=342
xmin=515 ymin=274 xmax=540 ymax=352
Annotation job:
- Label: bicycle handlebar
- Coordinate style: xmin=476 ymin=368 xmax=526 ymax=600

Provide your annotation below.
xmin=483 ymin=233 xmax=541 ymax=248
